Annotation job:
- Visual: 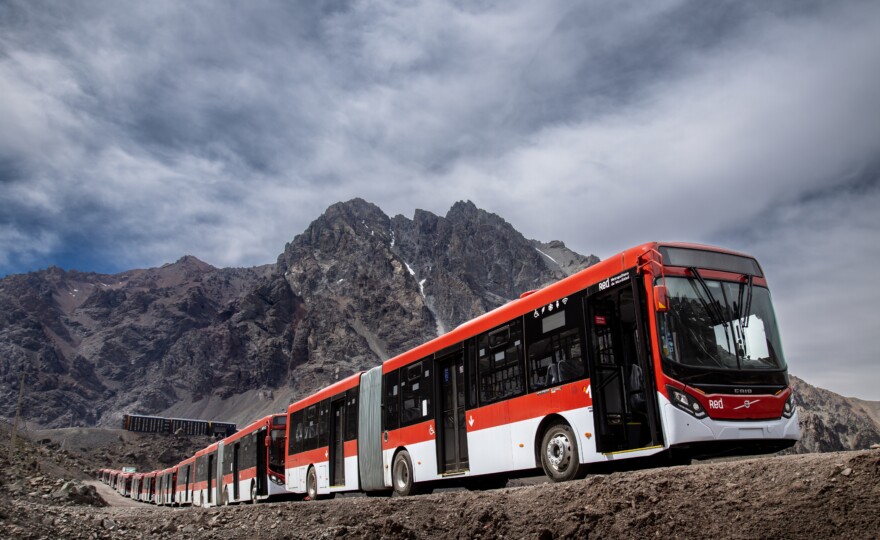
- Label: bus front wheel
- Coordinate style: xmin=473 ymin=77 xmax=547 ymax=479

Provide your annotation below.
xmin=540 ymin=423 xmax=586 ymax=482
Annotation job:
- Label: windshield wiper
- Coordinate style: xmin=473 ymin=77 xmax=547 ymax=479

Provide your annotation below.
xmin=740 ymin=275 xmax=753 ymax=328
xmin=690 ymin=267 xmax=737 ymax=367
xmin=689 ymin=267 xmax=727 ymax=328
xmin=733 ymin=274 xmax=754 ymax=363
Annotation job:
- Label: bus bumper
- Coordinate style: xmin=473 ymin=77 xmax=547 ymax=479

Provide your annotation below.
xmin=661 ymin=396 xmax=800 ymax=458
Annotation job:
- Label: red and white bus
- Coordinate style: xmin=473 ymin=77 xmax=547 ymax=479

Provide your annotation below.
xmin=156 ymin=467 xmax=177 ymax=505
xmin=192 ymin=442 xmax=221 ymax=507
xmin=117 ymin=472 xmax=133 ymax=497
xmin=131 ymin=473 xmax=143 ymax=501
xmin=219 ymin=414 xmax=290 ymax=504
xmin=285 ymin=375 xmax=361 ymax=499
xmin=286 ymin=242 xmax=799 ymax=496
xmin=142 ymin=471 xmax=157 ymax=503
xmin=174 ymin=455 xmax=196 ymax=506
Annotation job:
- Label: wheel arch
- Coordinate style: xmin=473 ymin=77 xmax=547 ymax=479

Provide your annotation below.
xmin=533 ymin=414 xmax=570 ymax=466
xmin=389 ymin=446 xmax=410 ymax=482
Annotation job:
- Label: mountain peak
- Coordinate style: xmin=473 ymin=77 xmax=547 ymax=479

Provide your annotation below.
xmin=169 ymin=255 xmax=214 ymax=271
xmin=327 ymin=198 xmax=389 ymax=225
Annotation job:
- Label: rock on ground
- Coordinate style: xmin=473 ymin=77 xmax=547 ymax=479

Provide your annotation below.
xmin=1 ymin=449 xmax=878 ymax=539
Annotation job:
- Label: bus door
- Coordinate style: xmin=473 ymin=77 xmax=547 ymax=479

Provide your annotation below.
xmin=207 ymin=453 xmax=215 ymax=504
xmin=256 ymin=429 xmax=267 ymax=496
xmin=330 ymin=397 xmax=346 ymax=486
xmin=585 ymin=271 xmax=659 ymax=453
xmin=232 ymin=442 xmax=240 ymax=500
xmin=436 ymin=351 xmax=469 ymax=474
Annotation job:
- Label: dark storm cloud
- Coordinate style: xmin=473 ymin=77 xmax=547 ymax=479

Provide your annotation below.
xmin=1 ymin=0 xmax=879 ymax=396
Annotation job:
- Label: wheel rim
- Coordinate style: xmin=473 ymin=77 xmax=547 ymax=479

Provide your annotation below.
xmin=395 ymin=459 xmax=410 ymax=490
xmin=308 ymin=470 xmax=317 ymax=498
xmin=546 ymin=432 xmax=572 ymax=472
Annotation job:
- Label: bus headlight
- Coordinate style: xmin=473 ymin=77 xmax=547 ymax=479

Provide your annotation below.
xmin=782 ymin=393 xmax=795 ymax=419
xmin=667 ymin=386 xmax=707 ymax=419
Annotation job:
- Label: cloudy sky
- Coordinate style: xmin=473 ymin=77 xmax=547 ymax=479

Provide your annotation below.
xmin=2 ymin=0 xmax=879 ymax=399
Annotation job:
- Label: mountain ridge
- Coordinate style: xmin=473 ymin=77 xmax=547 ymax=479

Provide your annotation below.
xmin=0 ymin=199 xmax=593 ymax=429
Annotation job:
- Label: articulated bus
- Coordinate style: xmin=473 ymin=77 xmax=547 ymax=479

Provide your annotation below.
xmin=143 ymin=471 xmax=157 ymax=503
xmin=156 ymin=467 xmax=177 ymax=506
xmin=192 ymin=442 xmax=221 ymax=508
xmin=219 ymin=414 xmax=290 ymax=504
xmin=117 ymin=472 xmax=133 ymax=497
xmin=286 ymin=376 xmax=361 ymax=498
xmin=133 ymin=473 xmax=144 ymax=502
xmin=175 ymin=455 xmax=196 ymax=506
xmin=286 ymin=242 xmax=799 ymax=497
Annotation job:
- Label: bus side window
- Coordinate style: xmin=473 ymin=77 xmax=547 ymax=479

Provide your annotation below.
xmin=525 ymin=295 xmax=587 ymax=391
xmin=345 ymin=388 xmax=358 ymax=441
xmin=305 ymin=405 xmax=317 ymax=451
xmin=401 ymin=361 xmax=433 ymax=426
xmin=465 ymin=339 xmax=478 ymax=409
xmin=318 ymin=399 xmax=330 ymax=448
xmin=477 ymin=320 xmax=525 ymax=405
xmin=288 ymin=410 xmax=302 ymax=455
xmin=384 ymin=370 xmax=400 ymax=431
xmin=400 ymin=362 xmax=418 ymax=426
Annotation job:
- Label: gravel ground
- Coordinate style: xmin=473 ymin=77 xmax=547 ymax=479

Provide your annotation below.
xmin=2 ymin=429 xmax=878 ymax=540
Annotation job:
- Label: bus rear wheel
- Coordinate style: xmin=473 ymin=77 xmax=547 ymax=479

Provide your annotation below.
xmin=392 ymin=450 xmax=423 ymax=497
xmin=540 ymin=422 xmax=586 ymax=482
xmin=250 ymin=482 xmax=258 ymax=504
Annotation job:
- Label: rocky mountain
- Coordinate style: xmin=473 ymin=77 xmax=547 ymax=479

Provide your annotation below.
xmin=0 ymin=199 xmax=593 ymax=429
xmin=789 ymin=376 xmax=880 ymax=453
xmin=0 ymin=257 xmax=274 ymax=427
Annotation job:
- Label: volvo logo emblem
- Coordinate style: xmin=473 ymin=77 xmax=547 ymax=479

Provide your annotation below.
xmin=734 ymin=399 xmax=760 ymax=410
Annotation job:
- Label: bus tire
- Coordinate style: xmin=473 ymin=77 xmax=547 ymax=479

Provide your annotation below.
xmin=392 ymin=450 xmax=422 ymax=497
xmin=250 ymin=482 xmax=258 ymax=504
xmin=307 ymin=467 xmax=318 ymax=500
xmin=540 ymin=422 xmax=586 ymax=482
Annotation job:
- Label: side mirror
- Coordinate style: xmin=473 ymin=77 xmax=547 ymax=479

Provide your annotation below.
xmin=654 ymin=285 xmax=669 ymax=312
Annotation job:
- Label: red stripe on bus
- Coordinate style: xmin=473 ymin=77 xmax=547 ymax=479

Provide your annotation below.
xmin=345 ymin=439 xmax=358 ymax=458
xmin=469 ymin=379 xmax=593 ymax=431
xmin=383 ymin=419 xmax=436 ymax=450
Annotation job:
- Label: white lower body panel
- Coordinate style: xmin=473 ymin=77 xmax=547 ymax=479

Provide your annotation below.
xmin=660 ymin=394 xmax=801 ymax=446
xmin=286 ymin=455 xmax=359 ymax=495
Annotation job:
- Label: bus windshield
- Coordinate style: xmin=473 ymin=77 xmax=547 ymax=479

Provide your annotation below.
xmin=656 ymin=276 xmax=786 ymax=371
xmin=269 ymin=429 xmax=286 ymax=473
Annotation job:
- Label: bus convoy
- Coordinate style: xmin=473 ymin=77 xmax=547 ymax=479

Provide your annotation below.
xmin=98 ymin=242 xmax=800 ymax=505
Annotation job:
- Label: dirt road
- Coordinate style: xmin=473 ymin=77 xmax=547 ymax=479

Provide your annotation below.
xmin=83 ymin=480 xmax=150 ymax=508
xmin=3 ymin=449 xmax=879 ymax=539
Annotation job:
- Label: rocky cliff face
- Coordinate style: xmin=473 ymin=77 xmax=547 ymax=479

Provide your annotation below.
xmin=789 ymin=376 xmax=880 ymax=453
xmin=0 ymin=257 xmax=274 ymax=427
xmin=0 ymin=199 xmax=593 ymax=429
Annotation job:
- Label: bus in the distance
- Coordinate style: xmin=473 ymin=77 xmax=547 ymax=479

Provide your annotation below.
xmin=286 ymin=375 xmax=361 ymax=499
xmin=286 ymin=242 xmax=799 ymax=497
xmin=219 ymin=414 xmax=290 ymax=504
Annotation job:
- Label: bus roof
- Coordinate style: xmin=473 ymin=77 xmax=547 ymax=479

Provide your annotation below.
xmin=221 ymin=414 xmax=275 ymax=444
xmin=288 ymin=372 xmax=362 ymax=413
